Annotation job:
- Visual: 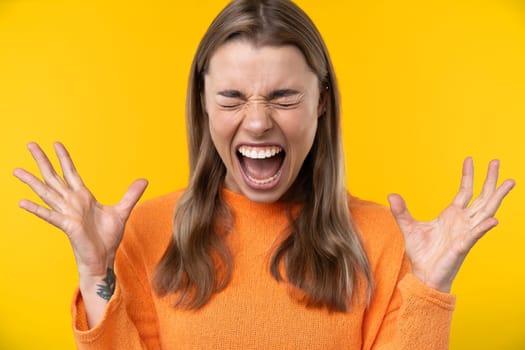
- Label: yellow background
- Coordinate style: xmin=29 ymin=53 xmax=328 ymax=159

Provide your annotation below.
xmin=1 ymin=0 xmax=524 ymax=348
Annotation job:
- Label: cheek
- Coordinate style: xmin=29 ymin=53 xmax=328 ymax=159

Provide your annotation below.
xmin=208 ymin=112 xmax=236 ymax=154
xmin=281 ymin=110 xmax=318 ymax=147
xmin=299 ymin=121 xmax=318 ymax=154
xmin=208 ymin=118 xmax=225 ymax=149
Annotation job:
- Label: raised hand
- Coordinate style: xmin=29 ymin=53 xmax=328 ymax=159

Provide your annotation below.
xmin=388 ymin=158 xmax=515 ymax=293
xmin=14 ymin=142 xmax=148 ymax=276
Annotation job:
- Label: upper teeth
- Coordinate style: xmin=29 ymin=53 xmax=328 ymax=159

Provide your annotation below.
xmin=238 ymin=146 xmax=283 ymax=159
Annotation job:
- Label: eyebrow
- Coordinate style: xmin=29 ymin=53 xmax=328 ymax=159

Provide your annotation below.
xmin=267 ymin=89 xmax=301 ymax=100
xmin=217 ymin=89 xmax=301 ymax=100
xmin=217 ymin=90 xmax=245 ymax=98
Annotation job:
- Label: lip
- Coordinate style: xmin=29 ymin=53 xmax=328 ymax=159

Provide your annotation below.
xmin=235 ymin=142 xmax=286 ymax=190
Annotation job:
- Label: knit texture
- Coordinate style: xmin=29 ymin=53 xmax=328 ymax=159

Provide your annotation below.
xmin=72 ymin=189 xmax=455 ymax=349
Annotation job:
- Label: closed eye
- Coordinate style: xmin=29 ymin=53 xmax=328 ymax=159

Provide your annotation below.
xmin=268 ymin=89 xmax=302 ymax=109
xmin=271 ymin=101 xmax=300 ymax=109
xmin=217 ymin=90 xmax=245 ymax=110
xmin=215 ymin=89 xmax=302 ymax=109
xmin=217 ymin=97 xmax=243 ymax=110
xmin=218 ymin=103 xmax=243 ymax=110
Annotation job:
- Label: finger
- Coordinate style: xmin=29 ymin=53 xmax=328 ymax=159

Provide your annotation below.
xmin=18 ymin=199 xmax=67 ymax=230
xmin=467 ymin=160 xmax=500 ymax=215
xmin=14 ymin=168 xmax=64 ymax=209
xmin=462 ymin=217 xmax=499 ymax=252
xmin=114 ymin=179 xmax=149 ymax=218
xmin=479 ymin=159 xmax=500 ymax=200
xmin=452 ymin=157 xmax=474 ymax=208
xmin=387 ymin=193 xmax=415 ymax=228
xmin=53 ymin=142 xmax=85 ymax=190
xmin=27 ymin=142 xmax=66 ymax=190
xmin=471 ymin=178 xmax=515 ymax=225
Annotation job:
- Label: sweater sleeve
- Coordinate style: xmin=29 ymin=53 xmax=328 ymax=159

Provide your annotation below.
xmin=351 ymin=197 xmax=456 ymax=350
xmin=71 ymin=211 xmax=162 ymax=350
xmin=365 ymin=255 xmax=456 ymax=350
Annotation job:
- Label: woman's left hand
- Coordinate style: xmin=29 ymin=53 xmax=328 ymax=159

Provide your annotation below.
xmin=388 ymin=157 xmax=515 ymax=293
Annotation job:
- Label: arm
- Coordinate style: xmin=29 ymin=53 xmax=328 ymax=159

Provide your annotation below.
xmin=363 ymin=158 xmax=513 ymax=349
xmin=364 ymin=256 xmax=455 ymax=350
xmin=14 ymin=142 xmax=148 ymax=328
xmin=72 ymin=217 xmax=162 ymax=349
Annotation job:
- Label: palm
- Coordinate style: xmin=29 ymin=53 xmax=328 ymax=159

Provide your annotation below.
xmin=14 ymin=142 xmax=148 ymax=276
xmin=388 ymin=158 xmax=514 ymax=292
xmin=61 ymin=196 xmax=129 ymax=272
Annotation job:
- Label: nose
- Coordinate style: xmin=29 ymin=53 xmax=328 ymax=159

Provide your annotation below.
xmin=242 ymin=101 xmax=273 ymax=136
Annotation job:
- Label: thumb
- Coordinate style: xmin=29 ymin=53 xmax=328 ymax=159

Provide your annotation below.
xmin=115 ymin=179 xmax=149 ymax=217
xmin=387 ymin=193 xmax=414 ymax=227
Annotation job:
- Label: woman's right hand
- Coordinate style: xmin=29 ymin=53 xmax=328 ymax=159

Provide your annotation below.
xmin=14 ymin=142 xmax=147 ymax=316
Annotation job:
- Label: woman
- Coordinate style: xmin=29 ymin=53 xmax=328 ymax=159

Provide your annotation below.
xmin=14 ymin=0 xmax=514 ymax=349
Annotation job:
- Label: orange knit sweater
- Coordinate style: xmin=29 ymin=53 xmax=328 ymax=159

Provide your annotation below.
xmin=72 ymin=189 xmax=455 ymax=349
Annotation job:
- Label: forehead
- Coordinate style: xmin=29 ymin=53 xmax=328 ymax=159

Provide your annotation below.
xmin=205 ymin=40 xmax=317 ymax=88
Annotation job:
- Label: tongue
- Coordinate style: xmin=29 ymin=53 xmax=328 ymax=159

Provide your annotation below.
xmin=242 ymin=155 xmax=283 ymax=180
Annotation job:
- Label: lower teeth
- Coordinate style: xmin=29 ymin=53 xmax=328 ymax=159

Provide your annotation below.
xmin=247 ymin=170 xmax=281 ymax=185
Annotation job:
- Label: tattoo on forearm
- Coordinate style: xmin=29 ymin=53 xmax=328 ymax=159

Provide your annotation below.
xmin=96 ymin=268 xmax=116 ymax=301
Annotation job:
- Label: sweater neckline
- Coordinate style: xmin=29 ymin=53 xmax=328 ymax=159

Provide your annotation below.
xmin=220 ymin=187 xmax=290 ymax=217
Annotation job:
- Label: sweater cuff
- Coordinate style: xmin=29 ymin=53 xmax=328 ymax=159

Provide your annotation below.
xmin=398 ymin=273 xmax=456 ymax=311
xmin=71 ymin=282 xmax=123 ymax=343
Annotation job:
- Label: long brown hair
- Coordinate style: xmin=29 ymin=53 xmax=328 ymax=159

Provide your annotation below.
xmin=154 ymin=0 xmax=372 ymax=312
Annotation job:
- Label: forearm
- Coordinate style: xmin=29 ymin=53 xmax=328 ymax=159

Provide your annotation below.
xmin=79 ymin=267 xmax=116 ymax=329
xmin=71 ymin=251 xmax=161 ymax=349
xmin=371 ymin=274 xmax=455 ymax=350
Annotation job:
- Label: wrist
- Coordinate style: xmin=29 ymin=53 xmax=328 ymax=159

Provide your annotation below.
xmin=412 ymin=270 xmax=453 ymax=293
xmin=77 ymin=267 xmax=116 ymax=329
xmin=79 ymin=267 xmax=116 ymax=301
xmin=76 ymin=254 xmax=115 ymax=277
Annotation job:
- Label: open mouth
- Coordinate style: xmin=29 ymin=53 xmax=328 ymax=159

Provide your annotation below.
xmin=237 ymin=145 xmax=285 ymax=187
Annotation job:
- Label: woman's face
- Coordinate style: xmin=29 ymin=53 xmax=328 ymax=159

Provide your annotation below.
xmin=204 ymin=40 xmax=323 ymax=203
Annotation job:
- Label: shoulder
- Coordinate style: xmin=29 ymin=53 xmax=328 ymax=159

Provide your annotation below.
xmin=348 ymin=195 xmax=400 ymax=239
xmin=121 ymin=189 xmax=186 ymax=262
xmin=348 ymin=195 xmax=405 ymax=273
xmin=132 ymin=189 xmax=185 ymax=217
xmin=127 ymin=189 xmax=186 ymax=227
